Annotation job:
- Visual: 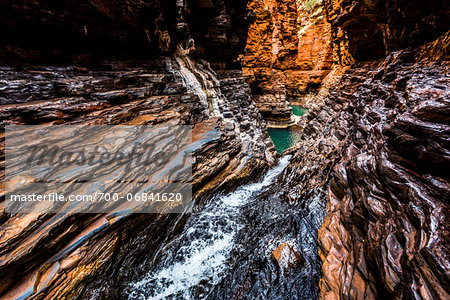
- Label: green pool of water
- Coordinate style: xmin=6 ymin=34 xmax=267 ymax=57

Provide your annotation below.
xmin=268 ymin=127 xmax=302 ymax=154
xmin=290 ymin=105 xmax=309 ymax=116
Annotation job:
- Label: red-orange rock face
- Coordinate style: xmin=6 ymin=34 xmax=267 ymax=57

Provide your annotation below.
xmin=318 ymin=38 xmax=450 ymax=300
xmin=243 ymin=0 xmax=345 ymax=121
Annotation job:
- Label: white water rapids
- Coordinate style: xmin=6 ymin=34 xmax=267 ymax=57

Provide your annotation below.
xmin=128 ymin=155 xmax=291 ymax=300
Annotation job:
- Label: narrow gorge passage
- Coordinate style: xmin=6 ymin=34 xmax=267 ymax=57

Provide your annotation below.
xmin=128 ymin=156 xmax=292 ymax=299
xmin=0 ymin=0 xmax=448 ymax=299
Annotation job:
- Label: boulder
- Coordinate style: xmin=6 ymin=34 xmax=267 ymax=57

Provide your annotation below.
xmin=272 ymin=242 xmax=304 ymax=271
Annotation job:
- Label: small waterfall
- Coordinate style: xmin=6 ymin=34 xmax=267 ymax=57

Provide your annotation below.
xmin=174 ymin=56 xmax=224 ymax=117
xmin=172 ymin=56 xmax=269 ymax=159
xmin=128 ymin=156 xmax=291 ymax=300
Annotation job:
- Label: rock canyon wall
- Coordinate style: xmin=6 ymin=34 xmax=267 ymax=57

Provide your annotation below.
xmin=0 ymin=0 xmax=251 ymax=66
xmin=241 ymin=2 xmax=449 ymax=297
xmin=324 ymin=0 xmax=450 ymax=60
xmin=318 ymin=44 xmax=450 ymax=299
xmin=243 ymin=0 xmax=449 ymax=123
xmin=279 ymin=0 xmax=450 ymax=299
xmin=0 ymin=1 xmax=277 ymax=298
xmin=0 ymin=0 xmax=449 ymax=299
xmin=243 ymin=0 xmax=351 ymax=124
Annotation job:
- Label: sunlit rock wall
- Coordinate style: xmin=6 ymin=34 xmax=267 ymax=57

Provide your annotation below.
xmin=242 ymin=0 xmax=348 ymax=122
xmin=247 ymin=1 xmax=450 ymax=299
xmin=315 ymin=2 xmax=450 ymax=298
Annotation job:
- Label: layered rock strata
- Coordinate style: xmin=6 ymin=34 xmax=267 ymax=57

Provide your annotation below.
xmin=317 ymin=36 xmax=450 ymax=300
xmin=243 ymin=0 xmax=347 ymax=124
xmin=0 ymin=62 xmax=274 ymax=299
xmin=276 ymin=31 xmax=449 ymax=299
xmin=0 ymin=0 xmax=449 ymax=299
xmin=306 ymin=2 xmax=450 ymax=298
xmin=0 ymin=0 xmax=251 ymax=66
xmin=0 ymin=0 xmax=279 ymax=298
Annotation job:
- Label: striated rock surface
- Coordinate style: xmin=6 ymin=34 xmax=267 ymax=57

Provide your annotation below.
xmin=0 ymin=0 xmax=449 ymax=299
xmin=300 ymin=2 xmax=450 ymax=298
xmin=317 ymin=37 xmax=450 ymax=300
xmin=243 ymin=0 xmax=346 ymax=124
xmin=273 ymin=31 xmax=449 ymax=299
xmin=0 ymin=0 xmax=280 ymax=299
xmin=0 ymin=0 xmax=251 ymax=65
xmin=0 ymin=61 xmax=274 ymax=299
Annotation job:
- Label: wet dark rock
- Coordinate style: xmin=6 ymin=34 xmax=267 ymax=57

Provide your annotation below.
xmin=0 ymin=62 xmax=200 ymax=126
xmin=1 ymin=0 xmax=449 ymax=299
xmin=206 ymin=161 xmax=326 ymax=299
xmin=0 ymin=58 xmax=275 ymax=298
xmin=274 ymin=33 xmax=450 ymax=299
xmin=204 ymin=30 xmax=450 ymax=300
xmin=0 ymin=1 xmax=279 ymax=298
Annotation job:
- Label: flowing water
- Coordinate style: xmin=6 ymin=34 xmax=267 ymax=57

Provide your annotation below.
xmin=128 ymin=156 xmax=292 ymax=299
xmin=174 ymin=57 xmax=223 ymax=117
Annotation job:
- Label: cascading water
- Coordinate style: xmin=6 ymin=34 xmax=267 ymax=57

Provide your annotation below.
xmin=172 ymin=56 xmax=266 ymax=157
xmin=128 ymin=156 xmax=292 ymax=300
xmin=174 ymin=56 xmax=223 ymax=117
